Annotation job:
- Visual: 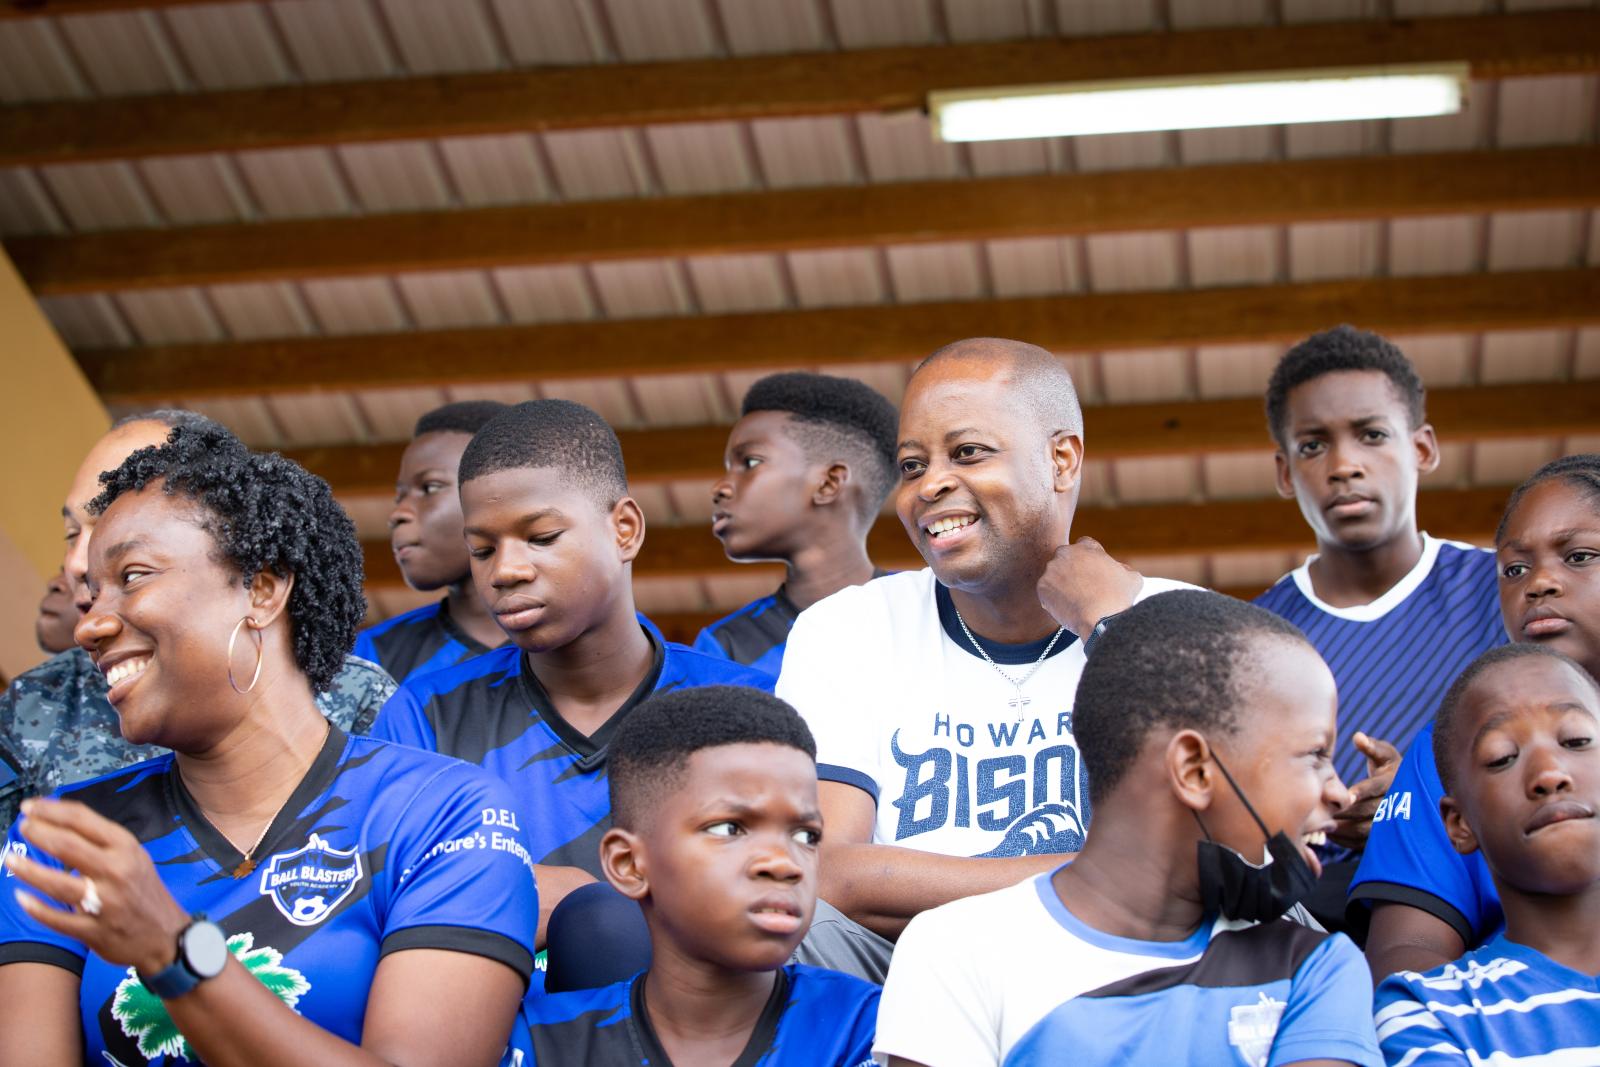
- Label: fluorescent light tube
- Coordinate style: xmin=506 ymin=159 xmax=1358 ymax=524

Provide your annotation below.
xmin=930 ymin=64 xmax=1468 ymax=142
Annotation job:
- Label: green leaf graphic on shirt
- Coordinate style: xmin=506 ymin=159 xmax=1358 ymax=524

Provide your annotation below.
xmin=112 ymin=932 xmax=310 ymax=1061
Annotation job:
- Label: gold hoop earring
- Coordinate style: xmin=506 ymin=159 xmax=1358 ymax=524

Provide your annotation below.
xmin=227 ymin=616 xmax=264 ymax=695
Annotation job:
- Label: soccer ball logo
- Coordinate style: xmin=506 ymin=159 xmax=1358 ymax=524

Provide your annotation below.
xmin=259 ymin=833 xmax=365 ymax=927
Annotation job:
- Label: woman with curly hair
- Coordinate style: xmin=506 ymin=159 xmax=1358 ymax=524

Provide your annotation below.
xmin=0 ymin=425 xmax=538 ymax=1066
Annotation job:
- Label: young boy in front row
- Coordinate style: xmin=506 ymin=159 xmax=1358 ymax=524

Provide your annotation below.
xmin=373 ymin=400 xmax=774 ymax=991
xmin=875 ymin=590 xmax=1382 ymax=1067
xmin=1374 ymin=645 xmax=1600 ymax=1065
xmin=523 ymin=685 xmax=880 ymax=1066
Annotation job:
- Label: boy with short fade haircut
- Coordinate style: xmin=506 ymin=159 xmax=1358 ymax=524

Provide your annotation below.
xmin=524 ymin=685 xmax=879 ymax=1066
xmin=373 ymin=399 xmax=774 ymax=957
xmin=1254 ymin=325 xmax=1504 ymax=924
xmin=354 ymin=400 xmax=510 ymax=684
xmin=1374 ymin=644 xmax=1600 ymax=1065
xmin=876 ymin=590 xmax=1380 ymax=1067
xmin=698 ymin=371 xmax=900 ymax=675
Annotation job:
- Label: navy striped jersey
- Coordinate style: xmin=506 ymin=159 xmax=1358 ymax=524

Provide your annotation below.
xmin=1254 ymin=535 xmax=1505 ymax=788
xmin=523 ymin=963 xmax=879 ymax=1066
xmin=0 ymin=730 xmax=539 ymax=1065
xmin=371 ymin=628 xmax=775 ymax=876
xmin=1350 ymin=720 xmax=1502 ymax=944
xmin=354 ymin=598 xmax=502 ymax=685
xmin=1375 ymin=933 xmax=1600 ymax=1065
xmin=876 ymin=871 xmax=1381 ymax=1066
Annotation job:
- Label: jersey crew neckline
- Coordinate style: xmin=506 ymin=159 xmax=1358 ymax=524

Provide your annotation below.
xmin=516 ymin=626 xmax=666 ymax=769
xmin=169 ymin=724 xmax=346 ymax=878
xmin=933 ymin=580 xmax=1079 ymax=666
xmin=632 ymin=968 xmax=789 ymax=1067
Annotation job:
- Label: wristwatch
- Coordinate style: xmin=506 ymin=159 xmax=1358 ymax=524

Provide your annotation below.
xmin=1083 ymin=611 xmax=1124 ymax=659
xmin=140 ymin=917 xmax=229 ymax=999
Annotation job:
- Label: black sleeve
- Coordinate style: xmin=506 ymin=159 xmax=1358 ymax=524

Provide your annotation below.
xmin=380 ymin=925 xmax=534 ymax=986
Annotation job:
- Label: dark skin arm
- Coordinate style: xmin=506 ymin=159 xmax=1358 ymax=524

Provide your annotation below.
xmin=0 ymin=963 xmax=81 ymax=1064
xmin=6 ymin=799 xmax=524 ymax=1067
xmin=1365 ymin=902 xmax=1467 ymax=985
xmin=817 ymin=783 xmax=1061 ymax=940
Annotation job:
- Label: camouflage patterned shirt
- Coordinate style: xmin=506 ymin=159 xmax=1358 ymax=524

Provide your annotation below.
xmin=0 ymin=649 xmax=397 ymax=828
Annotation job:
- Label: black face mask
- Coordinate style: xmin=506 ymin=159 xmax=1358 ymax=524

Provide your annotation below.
xmin=1194 ymin=753 xmax=1317 ymax=923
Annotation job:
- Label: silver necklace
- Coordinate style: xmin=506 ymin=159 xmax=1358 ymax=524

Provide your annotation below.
xmin=952 ymin=605 xmax=1066 ymax=724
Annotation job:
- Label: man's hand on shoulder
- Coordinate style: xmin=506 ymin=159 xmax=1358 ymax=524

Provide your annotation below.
xmin=1036 ymin=537 xmax=1143 ymax=638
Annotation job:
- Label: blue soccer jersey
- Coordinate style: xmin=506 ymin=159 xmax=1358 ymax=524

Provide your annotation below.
xmin=1254 ymin=535 xmax=1505 ymax=788
xmin=1374 ymin=933 xmax=1600 ymax=1065
xmin=876 ymin=871 xmax=1382 ymax=1067
xmin=0 ymin=730 xmax=539 ymax=1065
xmin=372 ymin=629 xmax=774 ymax=876
xmin=696 ymin=573 xmax=891 ymax=677
xmin=1349 ymin=720 xmax=1502 ymax=945
xmin=523 ymin=963 xmax=879 ymax=1066
xmin=694 ymin=591 xmax=800 ymax=678
xmin=354 ymin=599 xmax=502 ymax=685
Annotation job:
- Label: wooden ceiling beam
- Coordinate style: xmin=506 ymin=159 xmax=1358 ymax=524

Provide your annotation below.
xmin=358 ymin=486 xmax=1507 ymax=588
xmin=13 ymin=146 xmax=1599 ymax=296
xmin=289 ymin=380 xmax=1600 ymax=497
xmin=3 ymin=11 xmax=1597 ymax=165
xmin=78 ymin=268 xmax=1600 ymax=403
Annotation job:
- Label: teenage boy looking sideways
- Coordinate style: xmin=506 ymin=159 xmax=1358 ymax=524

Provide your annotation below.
xmin=1374 ymin=645 xmax=1600 ymax=1064
xmin=1255 ymin=326 xmax=1504 ymax=922
xmin=876 ymin=591 xmax=1379 ymax=1067
xmin=523 ymin=686 xmax=880 ymax=1065
xmin=1358 ymin=454 xmax=1600 ymax=980
xmin=355 ymin=401 xmax=508 ymax=683
xmin=777 ymin=338 xmax=1188 ymax=942
xmin=373 ymin=400 xmax=773 ymax=954
xmin=697 ymin=372 xmax=900 ymax=675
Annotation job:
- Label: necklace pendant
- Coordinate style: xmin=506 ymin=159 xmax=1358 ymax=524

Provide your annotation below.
xmin=232 ymin=859 xmax=257 ymax=879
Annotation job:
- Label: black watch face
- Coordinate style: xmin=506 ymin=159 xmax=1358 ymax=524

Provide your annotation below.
xmin=182 ymin=922 xmax=231 ymax=979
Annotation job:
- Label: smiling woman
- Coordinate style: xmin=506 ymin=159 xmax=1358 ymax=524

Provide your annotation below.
xmin=0 ymin=425 xmax=539 ymax=1067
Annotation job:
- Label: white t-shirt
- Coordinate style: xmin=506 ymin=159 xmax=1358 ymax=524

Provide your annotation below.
xmin=776 ymin=568 xmax=1190 ymax=858
xmin=873 ymin=871 xmax=1380 ymax=1067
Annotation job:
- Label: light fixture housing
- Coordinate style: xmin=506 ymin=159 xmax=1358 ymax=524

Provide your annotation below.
xmin=929 ymin=63 xmax=1469 ymax=143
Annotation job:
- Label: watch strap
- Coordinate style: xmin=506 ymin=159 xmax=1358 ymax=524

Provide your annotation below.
xmin=140 ymin=917 xmax=218 ymax=1000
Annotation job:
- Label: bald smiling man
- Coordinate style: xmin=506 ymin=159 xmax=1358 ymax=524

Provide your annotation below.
xmin=777 ymin=338 xmax=1194 ymax=961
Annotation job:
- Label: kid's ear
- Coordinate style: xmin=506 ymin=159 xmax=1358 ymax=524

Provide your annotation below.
xmin=1272 ymin=451 xmax=1296 ymax=500
xmin=599 ymin=827 xmax=651 ymax=902
xmin=812 ymin=463 xmax=850 ymax=508
xmin=245 ymin=569 xmax=294 ymax=630
xmin=1411 ymin=423 xmax=1441 ymax=476
xmin=1049 ymin=431 xmax=1084 ymax=495
xmin=1167 ymin=729 xmax=1215 ymax=813
xmin=1440 ymin=795 xmax=1479 ymax=857
xmin=610 ymin=496 xmax=646 ymax=564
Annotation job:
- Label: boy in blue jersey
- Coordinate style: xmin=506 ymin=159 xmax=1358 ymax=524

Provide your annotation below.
xmin=524 ymin=685 xmax=879 ymax=1066
xmin=876 ymin=590 xmax=1381 ymax=1067
xmin=372 ymin=399 xmax=773 ymax=972
xmin=1374 ymin=644 xmax=1600 ymax=1065
xmin=1357 ymin=454 xmax=1600 ymax=980
xmin=697 ymin=372 xmax=900 ymax=675
xmin=1255 ymin=325 xmax=1505 ymax=931
xmin=354 ymin=401 xmax=509 ymax=683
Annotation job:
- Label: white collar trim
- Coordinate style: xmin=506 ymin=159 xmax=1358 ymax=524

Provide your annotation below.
xmin=1289 ymin=532 xmax=1447 ymax=622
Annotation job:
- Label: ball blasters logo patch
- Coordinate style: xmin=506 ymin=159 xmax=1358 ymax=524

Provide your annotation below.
xmin=258 ymin=832 xmax=364 ymax=927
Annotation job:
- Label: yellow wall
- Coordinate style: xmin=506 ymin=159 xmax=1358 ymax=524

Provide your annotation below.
xmin=0 ymin=248 xmax=108 ymax=676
